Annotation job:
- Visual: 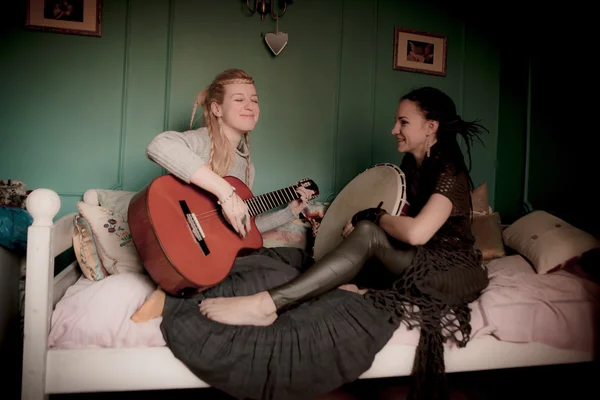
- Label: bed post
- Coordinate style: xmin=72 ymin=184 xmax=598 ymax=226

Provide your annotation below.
xmin=21 ymin=189 xmax=60 ymax=400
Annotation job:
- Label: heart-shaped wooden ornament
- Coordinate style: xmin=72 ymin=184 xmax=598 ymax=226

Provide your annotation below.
xmin=265 ymin=32 xmax=289 ymax=56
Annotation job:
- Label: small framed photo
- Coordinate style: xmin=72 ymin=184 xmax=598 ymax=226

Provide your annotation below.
xmin=25 ymin=0 xmax=102 ymax=37
xmin=393 ymin=27 xmax=447 ymax=76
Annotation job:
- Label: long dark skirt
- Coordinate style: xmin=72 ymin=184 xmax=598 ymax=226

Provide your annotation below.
xmin=160 ymin=247 xmax=399 ymax=400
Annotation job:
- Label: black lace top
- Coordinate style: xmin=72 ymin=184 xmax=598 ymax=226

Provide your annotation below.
xmin=366 ymin=139 xmax=488 ymax=399
xmin=400 ymin=139 xmax=475 ymax=249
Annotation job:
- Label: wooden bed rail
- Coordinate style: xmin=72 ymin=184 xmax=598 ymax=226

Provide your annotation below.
xmin=22 ymin=188 xmax=61 ymax=400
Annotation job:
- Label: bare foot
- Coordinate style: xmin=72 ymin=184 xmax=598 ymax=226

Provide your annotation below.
xmin=199 ymin=291 xmax=277 ymax=326
xmin=338 ymin=284 xmax=368 ymax=295
xmin=131 ymin=287 xmax=166 ymax=323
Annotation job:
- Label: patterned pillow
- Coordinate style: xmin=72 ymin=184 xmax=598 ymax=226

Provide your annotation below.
xmin=72 ymin=215 xmax=109 ymax=281
xmin=76 ymin=201 xmax=145 ymax=275
xmin=262 ymin=218 xmax=311 ymax=250
xmin=95 ymin=189 xmax=136 ymax=221
xmin=261 ymin=202 xmax=332 ymax=251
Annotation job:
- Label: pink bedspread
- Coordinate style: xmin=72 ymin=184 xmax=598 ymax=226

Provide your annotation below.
xmin=49 ymin=255 xmax=599 ymax=353
xmin=389 ymin=255 xmax=599 ymax=353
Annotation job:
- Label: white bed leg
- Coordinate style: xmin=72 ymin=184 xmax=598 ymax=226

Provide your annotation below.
xmin=21 ymin=189 xmax=60 ymax=400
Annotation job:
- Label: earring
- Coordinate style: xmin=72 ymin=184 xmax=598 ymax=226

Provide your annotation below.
xmin=426 ymin=136 xmax=431 ymax=158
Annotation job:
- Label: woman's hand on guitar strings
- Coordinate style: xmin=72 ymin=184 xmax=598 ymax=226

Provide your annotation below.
xmin=221 ymin=192 xmax=251 ymax=238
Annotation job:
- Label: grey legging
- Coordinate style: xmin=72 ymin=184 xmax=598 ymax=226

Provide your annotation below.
xmin=268 ymin=220 xmax=416 ymax=310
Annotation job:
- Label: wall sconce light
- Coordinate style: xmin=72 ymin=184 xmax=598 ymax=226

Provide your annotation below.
xmin=246 ymin=0 xmax=292 ymax=21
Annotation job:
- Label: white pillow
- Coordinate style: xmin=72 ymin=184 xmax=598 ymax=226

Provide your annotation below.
xmin=76 ymin=201 xmax=145 ymax=275
xmin=502 ymin=210 xmax=600 ymax=274
xmin=48 ymin=273 xmax=165 ymax=349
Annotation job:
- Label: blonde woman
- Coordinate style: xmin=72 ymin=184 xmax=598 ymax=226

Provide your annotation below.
xmin=138 ymin=68 xmax=402 ymax=400
xmin=131 ymin=68 xmax=312 ymax=322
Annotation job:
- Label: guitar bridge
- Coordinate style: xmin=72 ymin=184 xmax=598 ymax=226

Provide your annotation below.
xmin=179 ymin=200 xmax=210 ymax=256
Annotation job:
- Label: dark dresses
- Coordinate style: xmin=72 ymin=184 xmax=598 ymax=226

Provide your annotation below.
xmin=159 ymin=139 xmax=489 ymax=400
xmin=160 ymin=247 xmax=399 ymax=400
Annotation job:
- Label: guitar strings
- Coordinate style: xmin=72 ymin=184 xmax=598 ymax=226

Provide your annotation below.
xmin=190 ymin=185 xmax=304 ymax=222
xmin=194 ymin=209 xmax=225 ymax=222
xmin=193 ymin=209 xmax=220 ymax=218
xmin=194 ymin=209 xmax=252 ymax=222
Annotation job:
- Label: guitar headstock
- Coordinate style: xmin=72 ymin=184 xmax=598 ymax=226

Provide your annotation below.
xmin=295 ymin=178 xmax=319 ymax=200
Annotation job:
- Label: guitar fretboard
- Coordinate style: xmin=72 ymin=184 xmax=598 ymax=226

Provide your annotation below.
xmin=245 ymin=185 xmax=301 ymax=217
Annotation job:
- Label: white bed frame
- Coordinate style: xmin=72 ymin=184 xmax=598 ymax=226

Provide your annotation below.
xmin=13 ymin=188 xmax=595 ymax=399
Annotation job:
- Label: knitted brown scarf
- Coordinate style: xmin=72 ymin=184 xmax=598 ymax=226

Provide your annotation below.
xmin=365 ymin=244 xmax=487 ymax=400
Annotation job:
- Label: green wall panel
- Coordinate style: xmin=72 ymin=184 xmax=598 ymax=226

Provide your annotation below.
xmin=1 ymin=0 xmax=507 ymax=223
xmin=121 ymin=0 xmax=172 ymax=191
xmin=166 ymin=0 xmax=344 ymax=200
xmin=1 ymin=0 xmax=129 ymax=199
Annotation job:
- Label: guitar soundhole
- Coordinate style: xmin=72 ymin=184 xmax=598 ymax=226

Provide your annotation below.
xmin=178 ymin=287 xmax=197 ymax=298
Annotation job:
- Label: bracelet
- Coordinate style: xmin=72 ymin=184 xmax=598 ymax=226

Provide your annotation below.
xmin=217 ymin=186 xmax=236 ymax=206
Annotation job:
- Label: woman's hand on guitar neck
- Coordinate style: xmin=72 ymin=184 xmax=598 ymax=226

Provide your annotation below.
xmin=220 ymin=191 xmax=251 ymax=239
xmin=290 ymin=186 xmax=314 ymax=217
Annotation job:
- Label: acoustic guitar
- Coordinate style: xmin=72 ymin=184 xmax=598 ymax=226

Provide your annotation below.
xmin=128 ymin=174 xmax=319 ymax=297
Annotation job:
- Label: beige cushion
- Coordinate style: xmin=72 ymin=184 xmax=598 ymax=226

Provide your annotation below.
xmin=502 ymin=210 xmax=600 ymax=274
xmin=471 ymin=182 xmax=491 ymax=216
xmin=472 ymin=212 xmax=506 ymax=262
xmin=76 ymin=201 xmax=145 ymax=275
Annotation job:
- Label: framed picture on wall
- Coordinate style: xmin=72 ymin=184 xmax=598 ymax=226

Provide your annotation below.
xmin=393 ymin=27 xmax=447 ymax=76
xmin=25 ymin=0 xmax=102 ymax=37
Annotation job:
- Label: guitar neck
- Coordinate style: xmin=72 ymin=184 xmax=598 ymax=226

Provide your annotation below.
xmin=245 ymin=185 xmax=300 ymax=217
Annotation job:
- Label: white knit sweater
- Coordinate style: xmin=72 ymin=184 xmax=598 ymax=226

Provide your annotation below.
xmin=146 ymin=127 xmax=296 ymax=233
